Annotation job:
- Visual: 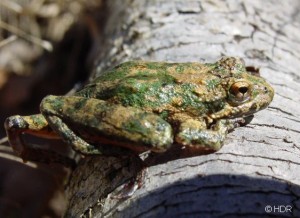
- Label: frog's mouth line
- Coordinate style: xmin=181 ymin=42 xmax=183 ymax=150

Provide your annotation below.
xmin=233 ymin=102 xmax=267 ymax=118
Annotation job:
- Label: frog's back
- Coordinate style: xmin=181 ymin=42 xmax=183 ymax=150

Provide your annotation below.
xmin=91 ymin=60 xmax=212 ymax=83
xmin=76 ymin=61 xmax=224 ymax=115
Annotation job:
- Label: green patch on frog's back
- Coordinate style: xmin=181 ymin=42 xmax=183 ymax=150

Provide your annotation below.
xmin=100 ymin=79 xmax=224 ymax=117
xmin=90 ymin=61 xmax=143 ymax=83
xmin=102 ymin=72 xmax=177 ymax=108
xmin=95 ymin=61 xmax=210 ymax=82
xmin=206 ymin=78 xmax=221 ymax=90
xmin=76 ymin=61 xmax=230 ymax=116
xmin=178 ymin=83 xmax=225 ymax=114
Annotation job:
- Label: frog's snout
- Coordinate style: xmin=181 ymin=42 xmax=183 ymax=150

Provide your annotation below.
xmin=266 ymin=85 xmax=274 ymax=99
xmin=251 ymin=83 xmax=274 ymax=113
xmin=263 ymin=83 xmax=275 ymax=103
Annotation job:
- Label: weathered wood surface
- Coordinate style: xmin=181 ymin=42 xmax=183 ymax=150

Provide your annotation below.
xmin=65 ymin=0 xmax=300 ymax=217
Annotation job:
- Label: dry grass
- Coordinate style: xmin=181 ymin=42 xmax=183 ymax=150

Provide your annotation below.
xmin=0 ymin=3 xmax=102 ymax=215
xmin=0 ymin=0 xmax=102 ymax=79
xmin=0 ymin=0 xmax=103 ymax=130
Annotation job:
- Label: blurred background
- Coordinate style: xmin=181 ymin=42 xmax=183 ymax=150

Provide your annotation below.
xmin=0 ymin=0 xmax=104 ymax=217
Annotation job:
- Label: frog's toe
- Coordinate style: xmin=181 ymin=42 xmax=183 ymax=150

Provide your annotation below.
xmin=136 ymin=116 xmax=173 ymax=152
xmin=5 ymin=115 xmax=28 ymax=130
xmin=242 ymin=115 xmax=254 ymax=125
xmin=5 ymin=115 xmax=28 ymax=156
xmin=151 ymin=126 xmax=173 ymax=151
xmin=225 ymin=117 xmax=251 ymax=131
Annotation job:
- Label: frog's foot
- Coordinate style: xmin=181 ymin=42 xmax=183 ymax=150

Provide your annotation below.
xmin=175 ymin=119 xmax=234 ymax=151
xmin=242 ymin=115 xmax=254 ymax=126
xmin=5 ymin=115 xmax=31 ymax=158
xmin=111 ymin=168 xmax=147 ymax=199
xmin=222 ymin=115 xmax=254 ymax=132
xmin=219 ymin=117 xmax=245 ymax=131
xmin=4 ymin=114 xmax=76 ymax=166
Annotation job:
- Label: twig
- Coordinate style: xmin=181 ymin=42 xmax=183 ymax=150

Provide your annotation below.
xmin=0 ymin=35 xmax=17 ymax=48
xmin=0 ymin=0 xmax=23 ymax=14
xmin=0 ymin=136 xmax=8 ymax=144
xmin=0 ymin=20 xmax=53 ymax=51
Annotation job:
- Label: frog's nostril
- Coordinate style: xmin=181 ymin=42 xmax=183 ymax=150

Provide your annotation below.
xmin=264 ymin=86 xmax=268 ymax=93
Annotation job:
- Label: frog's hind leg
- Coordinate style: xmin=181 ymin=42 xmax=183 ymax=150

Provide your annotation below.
xmin=40 ymin=95 xmax=173 ymax=155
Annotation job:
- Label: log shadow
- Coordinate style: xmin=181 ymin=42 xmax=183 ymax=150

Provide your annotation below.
xmin=117 ymin=174 xmax=299 ymax=218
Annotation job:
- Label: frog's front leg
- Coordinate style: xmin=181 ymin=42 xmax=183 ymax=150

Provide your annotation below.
xmin=175 ymin=118 xmax=242 ymax=151
xmin=40 ymin=95 xmax=174 ymax=155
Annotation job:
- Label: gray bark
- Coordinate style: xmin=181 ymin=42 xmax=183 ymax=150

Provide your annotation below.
xmin=65 ymin=0 xmax=300 ymax=217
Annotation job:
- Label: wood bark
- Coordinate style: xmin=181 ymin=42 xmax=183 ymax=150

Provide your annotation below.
xmin=65 ymin=0 xmax=300 ymax=217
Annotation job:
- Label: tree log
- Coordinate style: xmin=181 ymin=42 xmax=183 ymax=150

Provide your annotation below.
xmin=65 ymin=0 xmax=300 ymax=217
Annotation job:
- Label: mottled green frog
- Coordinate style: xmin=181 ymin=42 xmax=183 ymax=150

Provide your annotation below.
xmin=5 ymin=57 xmax=274 ymax=163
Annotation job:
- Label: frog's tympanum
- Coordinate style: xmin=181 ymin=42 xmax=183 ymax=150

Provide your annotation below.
xmin=5 ymin=57 xmax=274 ymax=163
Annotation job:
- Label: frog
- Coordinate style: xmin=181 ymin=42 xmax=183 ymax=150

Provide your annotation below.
xmin=4 ymin=57 xmax=274 ymax=164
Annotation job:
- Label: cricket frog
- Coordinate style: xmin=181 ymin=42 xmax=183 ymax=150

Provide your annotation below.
xmin=5 ymin=57 xmax=274 ymax=163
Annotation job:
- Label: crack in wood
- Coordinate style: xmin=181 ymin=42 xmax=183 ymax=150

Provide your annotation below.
xmin=216 ymin=152 xmax=300 ymax=166
xmin=250 ymin=123 xmax=300 ymax=134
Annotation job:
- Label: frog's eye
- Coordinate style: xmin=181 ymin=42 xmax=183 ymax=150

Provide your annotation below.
xmin=229 ymin=81 xmax=251 ymax=104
